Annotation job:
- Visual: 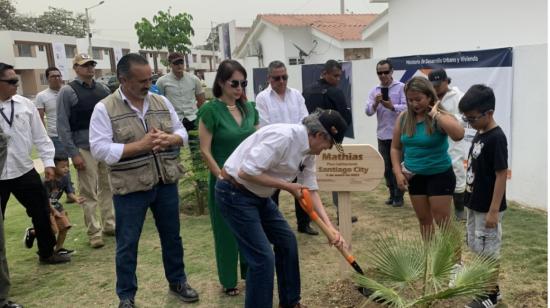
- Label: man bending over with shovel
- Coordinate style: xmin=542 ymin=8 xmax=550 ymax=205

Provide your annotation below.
xmin=216 ymin=109 xmax=347 ymax=308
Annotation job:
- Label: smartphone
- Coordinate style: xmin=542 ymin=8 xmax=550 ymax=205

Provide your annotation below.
xmin=381 ymin=87 xmax=389 ymax=101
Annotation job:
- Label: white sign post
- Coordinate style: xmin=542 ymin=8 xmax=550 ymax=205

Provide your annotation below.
xmin=316 ymin=144 xmax=384 ymax=275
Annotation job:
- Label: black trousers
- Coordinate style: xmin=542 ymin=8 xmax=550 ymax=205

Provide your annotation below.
xmin=378 ymin=139 xmax=403 ymax=200
xmin=0 ymin=169 xmax=56 ymax=258
xmin=271 ymin=178 xmax=311 ymax=229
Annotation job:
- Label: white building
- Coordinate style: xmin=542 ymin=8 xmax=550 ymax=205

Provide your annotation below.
xmin=233 ymin=14 xmax=380 ymax=68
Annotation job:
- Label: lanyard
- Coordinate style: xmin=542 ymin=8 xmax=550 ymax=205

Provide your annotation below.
xmin=0 ymin=100 xmax=14 ymax=127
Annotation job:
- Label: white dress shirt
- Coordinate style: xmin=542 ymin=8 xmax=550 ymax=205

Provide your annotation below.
xmin=255 ymin=85 xmax=309 ymax=127
xmin=0 ymin=95 xmax=54 ymax=180
xmin=89 ymin=90 xmax=188 ymax=165
xmin=224 ymin=123 xmax=318 ymax=198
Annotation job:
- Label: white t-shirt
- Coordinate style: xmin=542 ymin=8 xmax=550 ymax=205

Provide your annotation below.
xmin=34 ymin=88 xmax=59 ymax=137
xmin=224 ymin=124 xmax=318 ymax=198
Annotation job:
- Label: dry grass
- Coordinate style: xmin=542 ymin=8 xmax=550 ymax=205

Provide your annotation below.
xmin=3 ymin=183 xmax=547 ymax=307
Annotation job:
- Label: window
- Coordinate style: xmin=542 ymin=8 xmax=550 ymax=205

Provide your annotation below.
xmin=192 ymin=54 xmax=197 ymax=63
xmin=92 ymin=48 xmax=103 ymax=60
xmin=65 ymin=45 xmax=76 ymax=58
xmin=40 ymin=73 xmax=48 ymax=85
xmin=38 ymin=45 xmax=44 ymax=52
xmin=16 ymin=44 xmax=32 ymax=57
xmin=201 ymin=55 xmax=208 ymax=63
xmin=104 ymin=49 xmax=109 ymax=55
xmin=344 ymin=48 xmax=372 ymax=61
xmin=288 ymin=58 xmax=304 ymax=65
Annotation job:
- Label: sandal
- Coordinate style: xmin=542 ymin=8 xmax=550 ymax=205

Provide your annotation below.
xmin=224 ymin=287 xmax=240 ymax=296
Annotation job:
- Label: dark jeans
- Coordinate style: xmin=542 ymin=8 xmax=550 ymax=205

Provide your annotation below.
xmin=271 ymin=178 xmax=311 ymax=229
xmin=50 ymin=136 xmax=75 ymax=194
xmin=215 ymin=180 xmax=300 ymax=308
xmin=0 ymin=169 xmax=56 ymax=258
xmin=378 ymin=139 xmax=403 ymax=201
xmin=113 ymin=183 xmax=187 ymax=300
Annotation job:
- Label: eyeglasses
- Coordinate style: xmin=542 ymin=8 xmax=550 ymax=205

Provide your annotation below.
xmin=0 ymin=79 xmax=19 ymax=85
xmin=461 ymin=110 xmax=492 ymax=123
xmin=171 ymin=59 xmax=184 ymax=66
xmin=377 ymin=70 xmax=391 ymax=75
xmin=229 ymin=79 xmax=247 ymax=88
xmin=271 ymin=75 xmax=288 ymax=81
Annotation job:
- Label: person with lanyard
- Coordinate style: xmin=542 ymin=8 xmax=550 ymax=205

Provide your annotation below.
xmin=365 ymin=59 xmax=408 ymax=207
xmin=216 ymin=109 xmax=347 ymax=308
xmin=0 ymin=63 xmax=70 ymax=267
xmin=56 ymin=53 xmax=115 ymax=249
xmin=197 ymin=59 xmax=257 ymax=297
xmin=89 ymin=53 xmax=199 ymax=308
xmin=255 ymin=60 xmax=318 ymax=236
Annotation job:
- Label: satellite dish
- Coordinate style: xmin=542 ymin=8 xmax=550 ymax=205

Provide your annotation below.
xmin=292 ymin=40 xmax=318 ymax=59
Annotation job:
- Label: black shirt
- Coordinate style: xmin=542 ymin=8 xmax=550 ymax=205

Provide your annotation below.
xmin=464 ymin=126 xmax=508 ymax=212
xmin=302 ymin=79 xmax=352 ymax=125
xmin=44 ymin=177 xmax=70 ymax=212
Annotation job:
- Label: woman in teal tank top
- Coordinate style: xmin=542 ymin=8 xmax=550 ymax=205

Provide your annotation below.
xmin=197 ymin=60 xmax=258 ymax=296
xmin=390 ymin=76 xmax=464 ymax=239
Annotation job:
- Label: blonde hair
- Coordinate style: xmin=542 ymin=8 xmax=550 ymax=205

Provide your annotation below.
xmin=401 ymin=76 xmax=448 ymax=137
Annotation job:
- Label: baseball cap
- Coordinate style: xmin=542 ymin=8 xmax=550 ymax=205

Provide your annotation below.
xmin=168 ymin=52 xmax=185 ymax=64
xmin=318 ymin=109 xmax=348 ymax=153
xmin=73 ymin=53 xmax=96 ymax=66
xmin=428 ymin=68 xmax=450 ymax=86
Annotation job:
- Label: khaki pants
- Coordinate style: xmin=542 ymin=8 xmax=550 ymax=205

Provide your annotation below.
xmin=77 ymin=149 xmax=115 ymax=239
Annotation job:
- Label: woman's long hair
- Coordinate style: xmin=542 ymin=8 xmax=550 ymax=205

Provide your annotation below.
xmin=212 ymin=59 xmax=249 ymax=114
xmin=402 ymin=76 xmax=447 ymax=137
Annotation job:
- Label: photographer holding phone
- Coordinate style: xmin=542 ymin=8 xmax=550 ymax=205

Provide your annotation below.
xmin=365 ymin=59 xmax=407 ymax=207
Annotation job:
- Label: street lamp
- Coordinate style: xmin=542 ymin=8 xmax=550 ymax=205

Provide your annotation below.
xmin=85 ymin=1 xmax=105 ymax=57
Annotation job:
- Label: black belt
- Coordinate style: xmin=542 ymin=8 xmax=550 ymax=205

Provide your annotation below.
xmin=220 ymin=168 xmax=257 ymax=197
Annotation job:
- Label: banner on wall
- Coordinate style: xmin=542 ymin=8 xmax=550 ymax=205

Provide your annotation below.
xmin=113 ymin=47 xmax=123 ymax=66
xmin=52 ymin=42 xmax=69 ymax=80
xmin=301 ymin=62 xmax=354 ymax=138
xmin=389 ymin=47 xmax=513 ymax=159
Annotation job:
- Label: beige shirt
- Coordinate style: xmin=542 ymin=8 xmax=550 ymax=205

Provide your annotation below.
xmin=156 ymin=72 xmax=204 ymax=121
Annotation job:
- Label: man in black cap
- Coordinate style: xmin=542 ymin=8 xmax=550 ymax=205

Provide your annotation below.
xmin=428 ymin=68 xmax=467 ymax=220
xmin=216 ymin=109 xmax=347 ymax=308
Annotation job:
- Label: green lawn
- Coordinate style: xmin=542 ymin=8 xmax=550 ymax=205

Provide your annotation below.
xmin=2 ymin=182 xmax=547 ymax=307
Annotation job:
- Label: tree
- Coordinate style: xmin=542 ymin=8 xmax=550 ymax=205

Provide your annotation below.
xmin=134 ymin=8 xmax=194 ymax=53
xmin=355 ymin=223 xmax=498 ymax=307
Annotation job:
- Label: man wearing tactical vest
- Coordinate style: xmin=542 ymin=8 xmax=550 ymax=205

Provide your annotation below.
xmin=56 ymin=54 xmax=115 ymax=249
xmin=89 ymin=53 xmax=198 ymax=308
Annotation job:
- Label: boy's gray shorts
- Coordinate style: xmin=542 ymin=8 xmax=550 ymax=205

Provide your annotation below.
xmin=466 ymin=208 xmax=504 ymax=258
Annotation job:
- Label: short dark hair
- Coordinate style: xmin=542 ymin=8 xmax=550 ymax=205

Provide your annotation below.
xmin=376 ymin=59 xmax=393 ymax=70
xmin=323 ymin=60 xmax=342 ymax=73
xmin=0 ymin=63 xmax=14 ymax=78
xmin=54 ymin=155 xmax=69 ymax=165
xmin=117 ymin=53 xmax=149 ymax=80
xmin=267 ymin=60 xmax=286 ymax=75
xmin=45 ymin=67 xmax=60 ymax=78
xmin=458 ymin=84 xmax=496 ymax=113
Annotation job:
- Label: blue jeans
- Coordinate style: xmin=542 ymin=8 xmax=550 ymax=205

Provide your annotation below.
xmin=215 ymin=180 xmax=300 ymax=308
xmin=50 ymin=136 xmax=75 ymax=194
xmin=113 ymin=183 xmax=187 ymax=300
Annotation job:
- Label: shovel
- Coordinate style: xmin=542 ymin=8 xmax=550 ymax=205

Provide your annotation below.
xmin=298 ymin=188 xmax=375 ymax=297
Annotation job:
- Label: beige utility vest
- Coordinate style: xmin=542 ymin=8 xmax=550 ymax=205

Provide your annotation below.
xmin=103 ymin=91 xmax=185 ymax=195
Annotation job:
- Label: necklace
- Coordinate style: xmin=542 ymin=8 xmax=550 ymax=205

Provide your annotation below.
xmin=227 ymin=104 xmax=237 ymax=111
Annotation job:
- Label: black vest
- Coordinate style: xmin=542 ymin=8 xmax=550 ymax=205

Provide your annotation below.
xmin=68 ymin=80 xmax=110 ymax=132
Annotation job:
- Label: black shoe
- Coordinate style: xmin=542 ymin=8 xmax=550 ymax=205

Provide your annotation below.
xmin=2 ymin=301 xmax=23 ymax=308
xmin=384 ymin=197 xmax=394 ymax=205
xmin=56 ymin=248 xmax=75 ymax=255
xmin=169 ymin=281 xmax=199 ymax=303
xmin=351 ymin=216 xmax=358 ymax=223
xmin=39 ymin=252 xmax=71 ymax=264
xmin=392 ymin=199 xmax=404 ymax=207
xmin=23 ymin=227 xmax=35 ymax=249
xmin=118 ymin=298 xmax=135 ymax=308
xmin=297 ymin=225 xmax=319 ymax=236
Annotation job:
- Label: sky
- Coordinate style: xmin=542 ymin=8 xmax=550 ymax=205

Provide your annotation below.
xmin=13 ymin=0 xmax=388 ymax=47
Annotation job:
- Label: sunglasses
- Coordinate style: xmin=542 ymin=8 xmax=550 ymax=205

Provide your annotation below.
xmin=271 ymin=75 xmax=288 ymax=81
xmin=81 ymin=62 xmax=96 ymax=68
xmin=171 ymin=59 xmax=184 ymax=66
xmin=461 ymin=110 xmax=492 ymax=123
xmin=0 ymin=79 xmax=19 ymax=85
xmin=229 ymin=79 xmax=248 ymax=88
xmin=377 ymin=70 xmax=391 ymax=75
xmin=48 ymin=75 xmax=62 ymax=79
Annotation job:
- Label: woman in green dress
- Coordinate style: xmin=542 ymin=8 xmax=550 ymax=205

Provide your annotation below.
xmin=197 ymin=60 xmax=258 ymax=296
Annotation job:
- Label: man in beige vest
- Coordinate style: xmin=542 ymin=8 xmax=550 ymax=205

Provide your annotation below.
xmin=89 ymin=54 xmax=198 ymax=308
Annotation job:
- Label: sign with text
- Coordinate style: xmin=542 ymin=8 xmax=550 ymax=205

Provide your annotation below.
xmin=316 ymin=144 xmax=384 ymax=192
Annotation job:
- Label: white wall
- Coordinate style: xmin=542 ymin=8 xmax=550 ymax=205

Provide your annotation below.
xmin=369 ymin=24 xmax=389 ymax=59
xmin=257 ymin=25 xmax=286 ymax=67
xmin=507 ymin=44 xmax=547 ymax=209
xmin=387 ymin=0 xmax=547 ymax=56
xmin=309 ymin=37 xmax=344 ymax=64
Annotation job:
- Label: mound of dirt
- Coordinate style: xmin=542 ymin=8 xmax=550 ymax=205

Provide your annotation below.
xmin=307 ymin=278 xmax=370 ymax=308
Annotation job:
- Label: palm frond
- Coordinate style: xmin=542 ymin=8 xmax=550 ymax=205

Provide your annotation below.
xmin=353 ymin=273 xmax=407 ymax=308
